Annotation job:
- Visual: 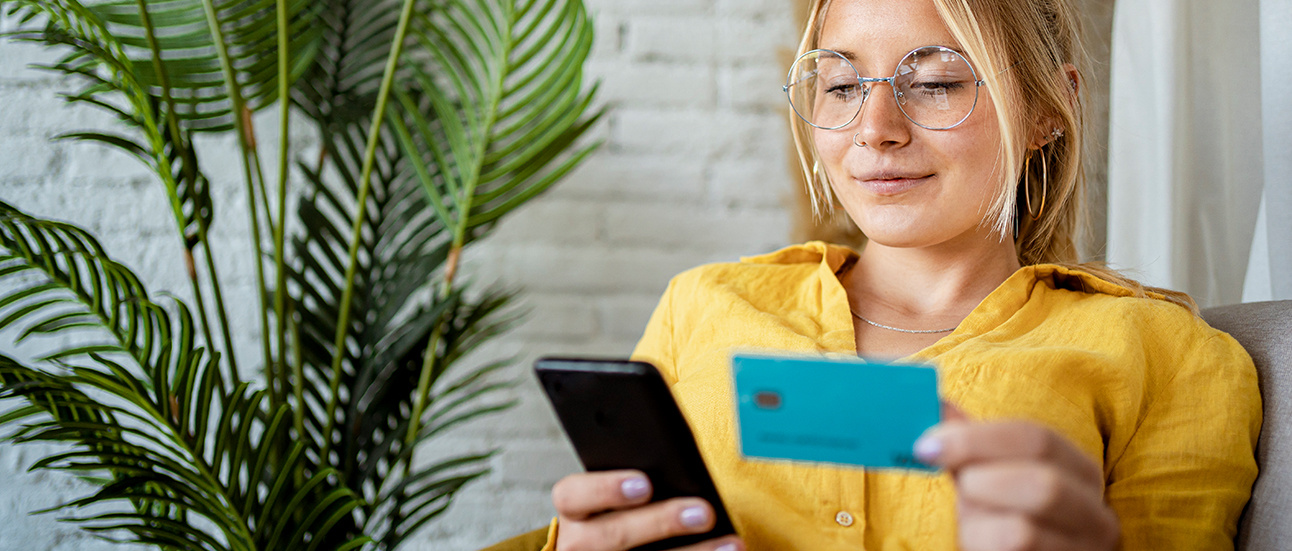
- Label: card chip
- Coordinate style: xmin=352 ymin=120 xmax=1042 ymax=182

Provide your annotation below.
xmin=753 ymin=391 xmax=782 ymax=410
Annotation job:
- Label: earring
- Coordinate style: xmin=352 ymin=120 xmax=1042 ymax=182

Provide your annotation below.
xmin=1026 ymin=151 xmax=1048 ymax=221
xmin=1050 ymin=127 xmax=1064 ymax=142
xmin=853 ymin=133 xmax=867 ymax=148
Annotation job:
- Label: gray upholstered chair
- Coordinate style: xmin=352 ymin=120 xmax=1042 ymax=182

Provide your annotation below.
xmin=1202 ymin=301 xmax=1292 ymax=551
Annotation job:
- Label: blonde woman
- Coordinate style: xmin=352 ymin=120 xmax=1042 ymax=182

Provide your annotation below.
xmin=488 ymin=0 xmax=1261 ymax=549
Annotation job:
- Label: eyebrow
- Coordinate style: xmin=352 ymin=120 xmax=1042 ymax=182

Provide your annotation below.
xmin=827 ymin=45 xmax=969 ymax=62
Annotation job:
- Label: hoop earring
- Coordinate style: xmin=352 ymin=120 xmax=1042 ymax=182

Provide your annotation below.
xmin=853 ymin=133 xmax=867 ymax=148
xmin=1027 ymin=151 xmax=1048 ymax=221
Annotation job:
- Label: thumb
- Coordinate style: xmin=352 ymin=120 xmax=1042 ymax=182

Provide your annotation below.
xmin=912 ymin=402 xmax=970 ymax=468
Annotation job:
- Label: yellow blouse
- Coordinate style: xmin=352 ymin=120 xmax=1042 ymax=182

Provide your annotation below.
xmin=532 ymin=242 xmax=1260 ymax=551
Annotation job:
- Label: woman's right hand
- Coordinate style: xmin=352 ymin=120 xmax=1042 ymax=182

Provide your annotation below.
xmin=551 ymin=470 xmax=745 ymax=551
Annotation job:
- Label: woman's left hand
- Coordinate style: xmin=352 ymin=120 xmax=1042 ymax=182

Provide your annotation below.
xmin=914 ymin=406 xmax=1120 ymax=551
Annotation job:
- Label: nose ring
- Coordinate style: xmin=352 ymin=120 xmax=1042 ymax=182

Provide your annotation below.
xmin=853 ymin=133 xmax=868 ymax=148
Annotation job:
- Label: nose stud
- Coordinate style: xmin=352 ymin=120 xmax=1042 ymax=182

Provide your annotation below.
xmin=853 ymin=133 xmax=868 ymax=148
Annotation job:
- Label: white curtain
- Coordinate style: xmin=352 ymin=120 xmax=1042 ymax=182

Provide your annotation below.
xmin=1107 ymin=0 xmax=1291 ymax=306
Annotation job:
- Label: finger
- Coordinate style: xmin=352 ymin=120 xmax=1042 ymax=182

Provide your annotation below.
xmin=552 ymin=470 xmax=652 ymax=520
xmin=958 ymin=509 xmax=1090 ymax=551
xmin=563 ymin=498 xmax=718 ymax=551
xmin=957 ymin=461 xmax=1115 ymax=534
xmin=915 ymin=421 xmax=1102 ymax=486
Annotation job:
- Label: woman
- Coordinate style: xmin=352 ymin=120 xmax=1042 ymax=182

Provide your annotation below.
xmin=494 ymin=0 xmax=1262 ymax=549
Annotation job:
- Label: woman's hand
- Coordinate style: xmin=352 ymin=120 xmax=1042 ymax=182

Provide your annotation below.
xmin=915 ymin=407 xmax=1120 ymax=551
xmin=551 ymin=470 xmax=744 ymax=551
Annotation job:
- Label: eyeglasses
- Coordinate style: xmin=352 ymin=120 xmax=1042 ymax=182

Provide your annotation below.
xmin=785 ymin=46 xmax=986 ymax=131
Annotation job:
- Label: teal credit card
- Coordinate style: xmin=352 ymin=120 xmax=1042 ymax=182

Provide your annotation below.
xmin=732 ymin=353 xmax=941 ymax=471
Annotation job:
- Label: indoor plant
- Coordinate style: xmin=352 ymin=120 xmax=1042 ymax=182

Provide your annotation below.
xmin=0 ymin=0 xmax=600 ymax=548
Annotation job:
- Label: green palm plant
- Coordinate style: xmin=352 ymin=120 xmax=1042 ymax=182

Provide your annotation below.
xmin=0 ymin=0 xmax=601 ymax=548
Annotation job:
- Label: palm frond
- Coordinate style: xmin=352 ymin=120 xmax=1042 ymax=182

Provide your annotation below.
xmin=1 ymin=0 xmax=259 ymax=374
xmin=10 ymin=0 xmax=325 ymax=133
xmin=392 ymin=0 xmax=603 ymax=249
xmin=286 ymin=112 xmax=519 ymax=548
xmin=0 ymin=201 xmax=371 ymax=550
xmin=292 ymin=0 xmax=405 ymax=136
xmin=1 ymin=0 xmax=209 ymax=234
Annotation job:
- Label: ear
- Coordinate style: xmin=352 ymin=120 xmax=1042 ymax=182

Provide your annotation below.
xmin=1027 ymin=63 xmax=1081 ymax=150
xmin=1063 ymin=63 xmax=1081 ymax=98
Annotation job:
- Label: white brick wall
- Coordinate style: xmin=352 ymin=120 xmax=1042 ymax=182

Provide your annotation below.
xmin=0 ymin=1 xmax=798 ymax=549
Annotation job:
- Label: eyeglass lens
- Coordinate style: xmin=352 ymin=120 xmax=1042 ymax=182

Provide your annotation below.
xmin=787 ymin=47 xmax=980 ymax=131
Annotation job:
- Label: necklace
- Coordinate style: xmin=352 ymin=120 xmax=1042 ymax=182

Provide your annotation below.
xmin=850 ymin=310 xmax=958 ymax=334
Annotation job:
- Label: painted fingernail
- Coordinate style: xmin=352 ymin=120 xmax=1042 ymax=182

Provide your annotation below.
xmin=914 ymin=435 xmax=942 ymax=463
xmin=621 ymin=477 xmax=650 ymax=499
xmin=680 ymin=506 xmax=709 ymax=528
xmin=715 ymin=544 xmax=738 ymax=551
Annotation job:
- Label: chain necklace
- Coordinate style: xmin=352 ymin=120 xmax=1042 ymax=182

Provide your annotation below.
xmin=850 ymin=310 xmax=958 ymax=334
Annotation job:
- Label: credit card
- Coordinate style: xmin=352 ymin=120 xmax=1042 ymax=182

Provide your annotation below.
xmin=732 ymin=353 xmax=941 ymax=471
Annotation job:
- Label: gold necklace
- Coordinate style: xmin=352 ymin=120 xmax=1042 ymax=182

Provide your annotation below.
xmin=850 ymin=310 xmax=958 ymax=334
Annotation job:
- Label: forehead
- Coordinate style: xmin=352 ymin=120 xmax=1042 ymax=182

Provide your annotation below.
xmin=818 ymin=0 xmax=960 ymax=65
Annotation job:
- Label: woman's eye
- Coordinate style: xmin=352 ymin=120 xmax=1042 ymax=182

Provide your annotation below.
xmin=825 ymin=83 xmax=861 ymax=100
xmin=912 ymin=80 xmax=967 ymax=94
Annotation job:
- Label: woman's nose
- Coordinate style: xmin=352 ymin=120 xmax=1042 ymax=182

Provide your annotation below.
xmin=853 ymin=82 xmax=912 ymax=150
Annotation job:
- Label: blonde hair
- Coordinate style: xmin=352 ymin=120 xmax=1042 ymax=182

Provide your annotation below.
xmin=790 ymin=0 xmax=1198 ymax=313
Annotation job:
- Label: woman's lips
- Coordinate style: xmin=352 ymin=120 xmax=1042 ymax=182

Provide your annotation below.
xmin=857 ymin=175 xmax=934 ymax=196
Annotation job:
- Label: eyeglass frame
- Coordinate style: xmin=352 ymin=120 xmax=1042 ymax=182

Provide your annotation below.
xmin=784 ymin=45 xmax=988 ymax=132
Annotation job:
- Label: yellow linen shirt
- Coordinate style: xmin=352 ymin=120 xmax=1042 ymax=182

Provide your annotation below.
xmin=536 ymin=241 xmax=1260 ymax=551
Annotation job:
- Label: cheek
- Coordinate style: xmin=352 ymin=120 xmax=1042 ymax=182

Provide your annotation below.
xmin=942 ymin=110 xmax=1005 ymax=197
xmin=812 ymin=127 xmax=851 ymax=176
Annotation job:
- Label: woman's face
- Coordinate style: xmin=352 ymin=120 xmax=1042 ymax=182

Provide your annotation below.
xmin=815 ymin=0 xmax=1005 ymax=249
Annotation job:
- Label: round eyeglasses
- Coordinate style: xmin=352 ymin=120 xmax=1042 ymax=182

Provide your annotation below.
xmin=785 ymin=46 xmax=986 ymax=131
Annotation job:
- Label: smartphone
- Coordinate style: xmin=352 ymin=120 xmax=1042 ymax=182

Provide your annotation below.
xmin=534 ymin=357 xmax=737 ymax=551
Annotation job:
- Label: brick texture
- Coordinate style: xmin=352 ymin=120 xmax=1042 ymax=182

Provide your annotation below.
xmin=0 ymin=0 xmax=799 ymax=549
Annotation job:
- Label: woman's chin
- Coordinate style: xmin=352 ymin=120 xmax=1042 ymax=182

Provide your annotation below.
xmin=854 ymin=216 xmax=976 ymax=249
xmin=849 ymin=211 xmax=929 ymax=245
xmin=862 ymin=232 xmax=938 ymax=249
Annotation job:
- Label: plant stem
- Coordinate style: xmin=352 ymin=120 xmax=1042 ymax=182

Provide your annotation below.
xmin=135 ymin=0 xmax=237 ymax=389
xmin=291 ymin=299 xmax=304 ymax=441
xmin=319 ymin=0 xmax=419 ymax=463
xmin=199 ymin=0 xmax=275 ymax=393
xmin=274 ymin=0 xmax=291 ymax=412
xmin=200 ymin=236 xmax=240 ymax=385
xmin=290 ymin=298 xmax=305 ymax=492
xmin=400 ymin=245 xmax=458 ymax=471
xmin=248 ymin=142 xmax=280 ymax=244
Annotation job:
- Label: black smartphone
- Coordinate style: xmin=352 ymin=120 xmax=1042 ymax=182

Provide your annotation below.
xmin=534 ymin=357 xmax=737 ymax=551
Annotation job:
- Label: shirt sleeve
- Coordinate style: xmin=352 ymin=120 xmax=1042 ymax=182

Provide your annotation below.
xmin=480 ymin=522 xmax=553 ymax=551
xmin=1105 ymin=333 xmax=1262 ymax=550
xmin=630 ymin=275 xmax=680 ymax=386
xmin=538 ymin=518 xmax=557 ymax=551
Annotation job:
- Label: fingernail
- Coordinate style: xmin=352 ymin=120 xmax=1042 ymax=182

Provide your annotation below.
xmin=621 ymin=477 xmax=650 ymax=500
xmin=914 ymin=435 xmax=942 ymax=463
xmin=715 ymin=544 xmax=738 ymax=551
xmin=680 ymin=506 xmax=709 ymax=528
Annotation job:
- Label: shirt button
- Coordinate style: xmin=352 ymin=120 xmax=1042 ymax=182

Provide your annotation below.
xmin=835 ymin=511 xmax=854 ymax=527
